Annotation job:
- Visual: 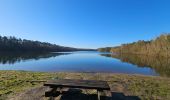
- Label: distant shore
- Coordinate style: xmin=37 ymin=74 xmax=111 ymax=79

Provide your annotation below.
xmin=0 ymin=70 xmax=170 ymax=100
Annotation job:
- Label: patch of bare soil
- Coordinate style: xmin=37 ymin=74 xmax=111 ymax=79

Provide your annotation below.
xmin=9 ymin=86 xmax=49 ymax=100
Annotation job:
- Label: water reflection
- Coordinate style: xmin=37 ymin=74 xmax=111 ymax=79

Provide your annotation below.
xmin=0 ymin=52 xmax=169 ymax=77
xmin=0 ymin=52 xmax=71 ymax=64
xmin=101 ymin=53 xmax=170 ymax=77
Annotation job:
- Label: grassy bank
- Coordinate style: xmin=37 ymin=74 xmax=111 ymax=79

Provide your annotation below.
xmin=0 ymin=71 xmax=170 ymax=100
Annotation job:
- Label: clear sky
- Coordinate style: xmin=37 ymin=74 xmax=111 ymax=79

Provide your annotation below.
xmin=0 ymin=0 xmax=170 ymax=49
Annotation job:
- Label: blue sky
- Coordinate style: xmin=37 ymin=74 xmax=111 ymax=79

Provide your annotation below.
xmin=0 ymin=0 xmax=170 ymax=49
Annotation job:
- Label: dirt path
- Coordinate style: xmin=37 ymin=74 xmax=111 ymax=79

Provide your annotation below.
xmin=9 ymin=86 xmax=49 ymax=100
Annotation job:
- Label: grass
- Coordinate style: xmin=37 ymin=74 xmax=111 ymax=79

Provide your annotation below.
xmin=0 ymin=71 xmax=170 ymax=100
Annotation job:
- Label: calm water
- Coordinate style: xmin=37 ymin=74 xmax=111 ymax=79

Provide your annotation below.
xmin=0 ymin=51 xmax=169 ymax=77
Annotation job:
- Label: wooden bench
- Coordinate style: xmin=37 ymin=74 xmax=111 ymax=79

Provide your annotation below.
xmin=44 ymin=79 xmax=111 ymax=100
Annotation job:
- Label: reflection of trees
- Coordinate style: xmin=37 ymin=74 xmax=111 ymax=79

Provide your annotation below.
xmin=101 ymin=54 xmax=170 ymax=77
xmin=0 ymin=52 xmax=71 ymax=64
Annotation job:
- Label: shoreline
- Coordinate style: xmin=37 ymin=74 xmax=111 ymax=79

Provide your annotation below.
xmin=0 ymin=70 xmax=170 ymax=100
xmin=0 ymin=70 xmax=162 ymax=77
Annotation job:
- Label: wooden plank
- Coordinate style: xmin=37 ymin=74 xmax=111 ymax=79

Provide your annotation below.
xmin=26 ymin=80 xmax=47 ymax=82
xmin=44 ymin=79 xmax=110 ymax=90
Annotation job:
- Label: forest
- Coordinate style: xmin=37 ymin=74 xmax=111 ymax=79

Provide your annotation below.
xmin=0 ymin=36 xmax=93 ymax=52
xmin=98 ymin=34 xmax=170 ymax=57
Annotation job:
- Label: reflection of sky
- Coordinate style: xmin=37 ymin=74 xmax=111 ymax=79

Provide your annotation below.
xmin=0 ymin=52 xmax=158 ymax=76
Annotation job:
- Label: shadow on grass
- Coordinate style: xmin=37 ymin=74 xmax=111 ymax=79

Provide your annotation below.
xmin=46 ymin=89 xmax=141 ymax=100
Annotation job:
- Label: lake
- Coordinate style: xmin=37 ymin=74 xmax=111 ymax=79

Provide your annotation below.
xmin=0 ymin=51 xmax=169 ymax=77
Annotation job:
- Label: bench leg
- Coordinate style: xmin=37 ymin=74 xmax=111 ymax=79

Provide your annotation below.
xmin=59 ymin=87 xmax=63 ymax=93
xmin=97 ymin=90 xmax=102 ymax=100
xmin=56 ymin=87 xmax=63 ymax=100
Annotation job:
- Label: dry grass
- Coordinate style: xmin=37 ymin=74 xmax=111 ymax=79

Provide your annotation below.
xmin=0 ymin=71 xmax=170 ymax=100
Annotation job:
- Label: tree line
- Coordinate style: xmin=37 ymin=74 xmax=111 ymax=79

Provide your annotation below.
xmin=98 ymin=33 xmax=170 ymax=57
xmin=0 ymin=36 xmax=94 ymax=52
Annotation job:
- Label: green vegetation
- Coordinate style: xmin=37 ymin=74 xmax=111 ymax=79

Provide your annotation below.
xmin=0 ymin=71 xmax=170 ymax=100
xmin=0 ymin=36 xmax=94 ymax=52
xmin=98 ymin=47 xmax=111 ymax=52
xmin=99 ymin=34 xmax=170 ymax=57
